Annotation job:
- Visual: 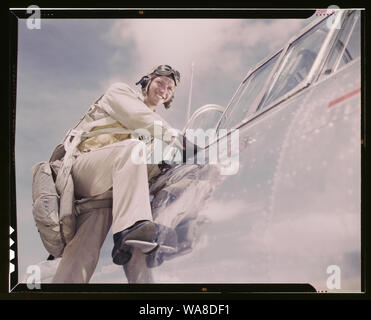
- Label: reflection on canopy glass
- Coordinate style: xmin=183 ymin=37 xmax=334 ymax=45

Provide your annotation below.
xmin=218 ymin=52 xmax=280 ymax=130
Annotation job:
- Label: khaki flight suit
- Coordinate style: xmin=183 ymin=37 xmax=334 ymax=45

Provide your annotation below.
xmin=52 ymin=83 xmax=175 ymax=283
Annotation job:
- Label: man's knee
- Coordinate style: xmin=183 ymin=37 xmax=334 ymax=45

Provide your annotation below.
xmin=113 ymin=139 xmax=147 ymax=168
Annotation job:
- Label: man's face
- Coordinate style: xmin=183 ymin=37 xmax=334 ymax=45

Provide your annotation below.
xmin=145 ymin=76 xmax=175 ymax=108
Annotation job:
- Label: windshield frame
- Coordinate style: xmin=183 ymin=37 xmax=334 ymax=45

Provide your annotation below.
xmin=215 ymin=11 xmax=345 ymax=134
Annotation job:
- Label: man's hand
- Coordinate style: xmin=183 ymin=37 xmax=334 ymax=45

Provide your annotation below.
xmin=158 ymin=160 xmax=173 ymax=172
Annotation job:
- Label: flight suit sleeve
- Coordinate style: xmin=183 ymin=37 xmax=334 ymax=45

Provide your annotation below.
xmin=99 ymin=82 xmax=178 ymax=143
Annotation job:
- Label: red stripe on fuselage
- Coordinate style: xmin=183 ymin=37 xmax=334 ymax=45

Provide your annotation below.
xmin=327 ymin=87 xmax=361 ymax=108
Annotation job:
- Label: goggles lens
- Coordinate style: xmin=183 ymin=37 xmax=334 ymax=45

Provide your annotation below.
xmin=153 ymin=65 xmax=180 ymax=85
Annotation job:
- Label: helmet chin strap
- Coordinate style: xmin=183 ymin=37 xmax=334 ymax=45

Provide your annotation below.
xmin=135 ymin=75 xmax=151 ymax=89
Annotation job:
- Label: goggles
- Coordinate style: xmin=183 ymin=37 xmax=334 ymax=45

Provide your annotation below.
xmin=152 ymin=65 xmax=181 ymax=86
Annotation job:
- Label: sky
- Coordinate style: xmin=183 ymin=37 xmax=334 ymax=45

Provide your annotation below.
xmin=14 ymin=12 xmax=318 ymax=283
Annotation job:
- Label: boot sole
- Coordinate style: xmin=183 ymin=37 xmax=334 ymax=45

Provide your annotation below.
xmin=124 ymin=240 xmax=159 ymax=254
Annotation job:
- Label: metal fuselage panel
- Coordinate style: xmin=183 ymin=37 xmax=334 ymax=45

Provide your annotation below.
xmin=151 ymin=59 xmax=361 ymax=291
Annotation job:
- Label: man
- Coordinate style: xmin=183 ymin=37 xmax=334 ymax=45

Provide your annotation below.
xmin=52 ymin=65 xmax=181 ymax=283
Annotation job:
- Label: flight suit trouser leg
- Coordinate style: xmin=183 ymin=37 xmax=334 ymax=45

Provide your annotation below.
xmin=71 ymin=139 xmax=153 ymax=234
xmin=52 ymin=208 xmax=112 ymax=283
xmin=52 ymin=139 xmax=153 ymax=283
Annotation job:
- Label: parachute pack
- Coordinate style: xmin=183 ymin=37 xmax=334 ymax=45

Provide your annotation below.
xmin=31 ymin=160 xmax=75 ymax=258
xmin=30 ymin=111 xmax=131 ymax=258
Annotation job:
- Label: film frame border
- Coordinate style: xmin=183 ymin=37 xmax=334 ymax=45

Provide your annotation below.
xmin=4 ymin=5 xmax=370 ymax=302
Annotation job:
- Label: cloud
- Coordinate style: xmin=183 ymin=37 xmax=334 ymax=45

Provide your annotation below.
xmin=105 ymin=19 xmax=307 ymax=79
xmin=102 ymin=18 xmax=310 ymax=128
xmin=106 ymin=19 xmax=227 ymax=74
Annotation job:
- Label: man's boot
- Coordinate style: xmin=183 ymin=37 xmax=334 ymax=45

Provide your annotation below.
xmin=112 ymin=220 xmax=178 ymax=266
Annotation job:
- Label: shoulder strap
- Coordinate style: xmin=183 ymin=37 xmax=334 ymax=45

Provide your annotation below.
xmin=55 ymin=125 xmax=133 ymax=195
xmin=54 ymin=87 xmax=137 ymax=195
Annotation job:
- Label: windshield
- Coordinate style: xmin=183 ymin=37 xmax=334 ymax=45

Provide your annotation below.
xmin=258 ymin=17 xmax=330 ymax=109
xmin=218 ymin=51 xmax=281 ymax=130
